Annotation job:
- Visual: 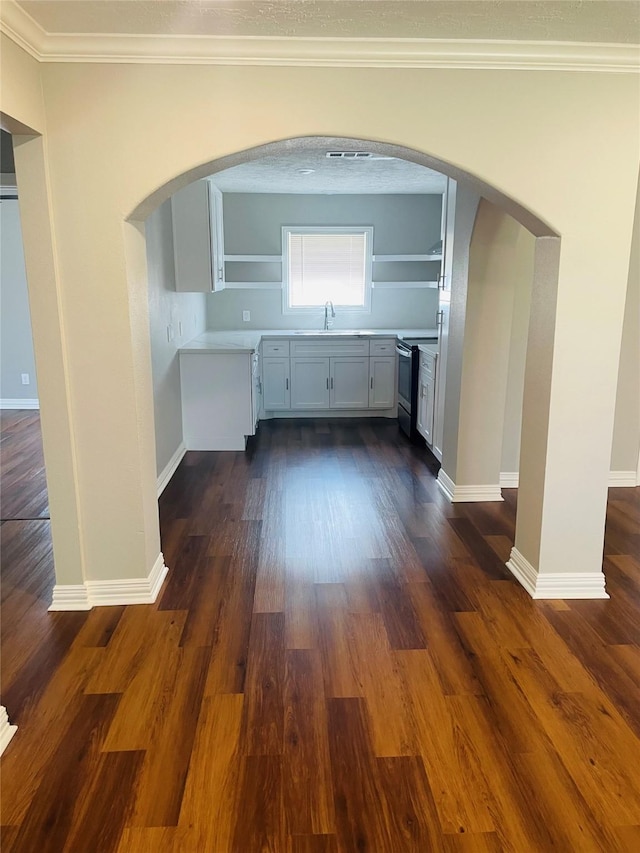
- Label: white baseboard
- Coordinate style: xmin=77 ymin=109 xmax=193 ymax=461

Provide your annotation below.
xmin=506 ymin=547 xmax=609 ymax=599
xmin=185 ymin=434 xmax=248 ymax=451
xmin=500 ymin=472 xmax=519 ymax=488
xmin=48 ymin=553 xmax=169 ymax=611
xmin=0 ymin=398 xmax=39 ymax=410
xmin=501 ymin=470 xmax=638 ymax=489
xmin=261 ymin=408 xmax=397 ymax=419
xmin=49 ymin=583 xmax=92 ymax=611
xmin=436 ymin=469 xmax=456 ymax=501
xmin=436 ymin=469 xmax=503 ymax=502
xmin=0 ymin=706 xmax=17 ymax=756
xmin=608 ymin=470 xmax=637 ymax=488
xmin=157 ymin=442 xmax=186 ymax=497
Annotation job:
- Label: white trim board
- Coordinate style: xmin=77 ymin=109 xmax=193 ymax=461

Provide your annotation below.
xmin=0 ymin=398 xmax=39 ymax=410
xmin=0 ymin=4 xmax=637 ymax=72
xmin=609 ymin=470 xmax=638 ymax=487
xmin=506 ymin=547 xmax=609 ymax=600
xmin=157 ymin=442 xmax=186 ymax=497
xmin=500 ymin=471 xmax=639 ymax=489
xmin=49 ymin=553 xmax=168 ymax=611
xmin=436 ymin=469 xmax=503 ymax=502
xmin=0 ymin=706 xmax=17 ymax=756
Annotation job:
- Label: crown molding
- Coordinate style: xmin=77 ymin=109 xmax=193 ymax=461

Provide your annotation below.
xmin=1 ymin=1 xmax=638 ymax=72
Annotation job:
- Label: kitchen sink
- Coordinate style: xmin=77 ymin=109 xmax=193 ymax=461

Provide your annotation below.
xmin=292 ymin=329 xmax=365 ymax=335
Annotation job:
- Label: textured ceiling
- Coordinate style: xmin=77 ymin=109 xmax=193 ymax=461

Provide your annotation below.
xmin=16 ymin=1 xmax=640 ymax=43
xmin=209 ymin=148 xmax=447 ymax=194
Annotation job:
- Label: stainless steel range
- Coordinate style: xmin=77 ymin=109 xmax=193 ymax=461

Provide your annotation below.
xmin=396 ymin=337 xmax=437 ymax=441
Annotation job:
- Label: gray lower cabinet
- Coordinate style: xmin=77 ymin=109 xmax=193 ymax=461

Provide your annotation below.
xmin=262 ymin=338 xmax=397 ymax=413
xmin=262 ymin=357 xmax=290 ymax=410
xmin=290 ymin=357 xmax=331 ymax=409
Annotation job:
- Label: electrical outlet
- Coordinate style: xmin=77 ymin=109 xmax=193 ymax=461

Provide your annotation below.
xmin=21 ymin=373 xmax=30 ymax=385
xmin=242 ymin=310 xmax=251 ymax=322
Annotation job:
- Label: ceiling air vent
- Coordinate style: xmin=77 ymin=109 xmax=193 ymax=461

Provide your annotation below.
xmin=326 ymin=151 xmax=374 ymax=159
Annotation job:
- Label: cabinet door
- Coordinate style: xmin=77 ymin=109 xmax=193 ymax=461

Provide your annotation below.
xmin=330 ymin=357 xmax=369 ymax=409
xmin=171 ymin=180 xmax=213 ymax=292
xmin=262 ymin=357 xmax=290 ymax=410
xmin=290 ymin=358 xmax=330 ymax=410
xmin=424 ymin=376 xmax=435 ymax=446
xmin=369 ymin=356 xmax=396 ymax=409
xmin=208 ymin=184 xmax=225 ymax=292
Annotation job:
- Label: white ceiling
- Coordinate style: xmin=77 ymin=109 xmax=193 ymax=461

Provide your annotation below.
xmin=210 ymin=149 xmax=447 ymax=194
xmin=15 ymin=1 xmax=640 ymax=43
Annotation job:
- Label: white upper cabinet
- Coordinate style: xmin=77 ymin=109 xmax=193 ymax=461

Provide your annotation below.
xmin=171 ymin=180 xmax=225 ymax=293
xmin=208 ymin=184 xmax=225 ymax=292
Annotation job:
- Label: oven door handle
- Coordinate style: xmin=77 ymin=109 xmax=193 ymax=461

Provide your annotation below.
xmin=396 ymin=346 xmax=411 ymax=357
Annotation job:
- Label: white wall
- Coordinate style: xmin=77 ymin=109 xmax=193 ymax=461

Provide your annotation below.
xmin=146 ymin=199 xmax=207 ymax=477
xmin=0 ymin=194 xmax=39 ymax=404
xmin=208 ymin=193 xmax=442 ymax=330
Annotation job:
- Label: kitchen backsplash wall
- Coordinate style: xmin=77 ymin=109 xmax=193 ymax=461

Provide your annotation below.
xmin=207 ymin=193 xmax=442 ymax=330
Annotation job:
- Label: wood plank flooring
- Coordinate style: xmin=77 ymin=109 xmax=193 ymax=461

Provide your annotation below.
xmin=2 ymin=414 xmax=640 ymax=851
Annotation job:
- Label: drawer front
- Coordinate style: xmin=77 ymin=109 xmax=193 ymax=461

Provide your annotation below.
xmin=290 ymin=338 xmax=370 ymax=358
xmin=420 ymin=351 xmax=436 ymax=380
xmin=370 ymin=338 xmax=396 ymax=356
xmin=262 ymin=340 xmax=290 ymax=357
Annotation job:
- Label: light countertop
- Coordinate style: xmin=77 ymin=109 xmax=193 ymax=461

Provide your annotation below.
xmin=418 ymin=343 xmax=439 ymax=356
xmin=180 ymin=328 xmax=439 ymax=355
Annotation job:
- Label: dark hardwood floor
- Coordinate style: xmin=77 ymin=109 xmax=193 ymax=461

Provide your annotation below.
xmin=1 ymin=414 xmax=640 ymax=851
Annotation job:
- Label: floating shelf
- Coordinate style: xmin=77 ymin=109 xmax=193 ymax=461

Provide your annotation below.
xmin=224 ymin=254 xmax=282 ymax=263
xmin=373 ymin=254 xmax=442 ymax=263
xmin=372 ymin=281 xmax=439 ymax=289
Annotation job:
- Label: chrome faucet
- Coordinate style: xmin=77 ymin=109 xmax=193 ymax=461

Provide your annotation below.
xmin=323 ymin=300 xmax=335 ymax=330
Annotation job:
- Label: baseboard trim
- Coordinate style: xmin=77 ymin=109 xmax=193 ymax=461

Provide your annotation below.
xmin=49 ymin=583 xmax=92 ymax=611
xmin=500 ymin=470 xmax=638 ymax=489
xmin=608 ymin=470 xmax=637 ymax=488
xmin=500 ymin=472 xmax=519 ymax=488
xmin=506 ymin=547 xmax=609 ymax=599
xmin=48 ymin=553 xmax=169 ymax=610
xmin=436 ymin=469 xmax=503 ymax=502
xmin=0 ymin=706 xmax=17 ymax=756
xmin=436 ymin=469 xmax=456 ymax=501
xmin=157 ymin=442 xmax=186 ymax=497
xmin=0 ymin=398 xmax=39 ymax=410
xmin=184 ymin=435 xmax=248 ymax=451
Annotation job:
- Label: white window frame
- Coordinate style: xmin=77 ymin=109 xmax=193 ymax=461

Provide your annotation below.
xmin=282 ymin=225 xmax=373 ymax=315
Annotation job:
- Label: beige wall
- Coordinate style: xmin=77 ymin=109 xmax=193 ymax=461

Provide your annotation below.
xmin=2 ymin=31 xmax=639 ymax=590
xmin=611 ymin=173 xmax=640 ymax=475
xmin=500 ymin=220 xmax=536 ymax=475
xmin=146 ymin=200 xmax=207 ymax=477
xmin=455 ymin=200 xmax=535 ymax=487
xmin=0 ymin=36 xmax=44 ymax=134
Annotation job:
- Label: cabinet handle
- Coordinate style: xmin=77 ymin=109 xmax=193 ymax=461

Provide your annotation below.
xmin=286 ymin=378 xmax=289 ymax=390
xmin=370 ymin=377 xmax=373 ymax=389
xmin=436 ymin=309 xmax=444 ymax=327
xmin=438 ymin=273 xmax=445 ymax=290
xmin=326 ymin=378 xmax=329 ymax=390
xmin=330 ymin=377 xmax=334 ymax=390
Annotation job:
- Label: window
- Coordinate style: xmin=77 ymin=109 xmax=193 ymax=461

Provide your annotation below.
xmin=282 ymin=226 xmax=373 ymax=313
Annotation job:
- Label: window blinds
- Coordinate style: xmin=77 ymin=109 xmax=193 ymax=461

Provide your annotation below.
xmin=288 ymin=231 xmax=367 ymax=307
